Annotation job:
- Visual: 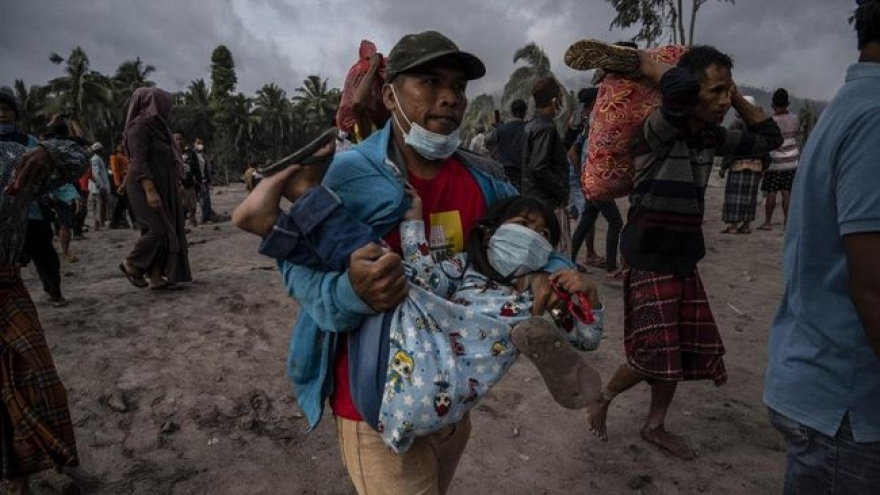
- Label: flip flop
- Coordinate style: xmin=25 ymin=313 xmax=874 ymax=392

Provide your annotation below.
xmin=119 ymin=263 xmax=148 ymax=288
xmin=738 ymin=225 xmax=752 ymax=234
xmin=720 ymin=227 xmax=738 ymax=234
xmin=757 ymin=224 xmax=772 ymax=231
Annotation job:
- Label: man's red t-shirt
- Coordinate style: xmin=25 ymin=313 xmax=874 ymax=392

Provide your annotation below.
xmin=330 ymin=156 xmax=487 ymax=420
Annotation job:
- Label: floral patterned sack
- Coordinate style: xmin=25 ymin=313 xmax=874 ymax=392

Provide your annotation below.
xmin=582 ymin=45 xmax=688 ymax=201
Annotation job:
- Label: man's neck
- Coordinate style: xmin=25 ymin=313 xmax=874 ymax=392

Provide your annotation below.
xmin=391 ymin=129 xmax=445 ymax=180
xmin=859 ymin=42 xmax=880 ymax=64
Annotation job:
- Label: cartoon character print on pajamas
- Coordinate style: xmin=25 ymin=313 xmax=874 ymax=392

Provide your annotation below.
xmin=385 ymin=349 xmax=415 ymax=400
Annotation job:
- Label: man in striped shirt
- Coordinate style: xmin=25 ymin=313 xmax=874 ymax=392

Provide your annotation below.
xmin=581 ymin=44 xmax=783 ymax=458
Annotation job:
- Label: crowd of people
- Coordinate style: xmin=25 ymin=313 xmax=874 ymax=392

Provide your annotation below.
xmin=2 ymin=1 xmax=878 ymax=494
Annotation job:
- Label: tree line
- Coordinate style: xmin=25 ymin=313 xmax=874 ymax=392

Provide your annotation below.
xmin=13 ymin=45 xmax=340 ymax=182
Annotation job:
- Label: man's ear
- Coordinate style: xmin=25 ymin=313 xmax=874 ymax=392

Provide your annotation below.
xmin=382 ymin=83 xmax=397 ymax=112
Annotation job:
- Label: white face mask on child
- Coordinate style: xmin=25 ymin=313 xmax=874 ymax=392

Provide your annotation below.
xmin=486 ymin=223 xmax=553 ymax=279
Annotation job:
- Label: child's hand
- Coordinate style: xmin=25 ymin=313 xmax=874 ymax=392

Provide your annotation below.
xmin=403 ymin=183 xmax=422 ymax=221
xmin=550 ymin=269 xmax=600 ymax=308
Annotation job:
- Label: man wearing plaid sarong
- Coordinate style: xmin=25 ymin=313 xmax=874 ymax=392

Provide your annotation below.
xmin=1 ymin=119 xmax=86 ymax=493
xmin=566 ymin=42 xmax=782 ymax=459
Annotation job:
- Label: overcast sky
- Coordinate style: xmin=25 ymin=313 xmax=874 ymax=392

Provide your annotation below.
xmin=2 ymin=0 xmax=861 ymax=104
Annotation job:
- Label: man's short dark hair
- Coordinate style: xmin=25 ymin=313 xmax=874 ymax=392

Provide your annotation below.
xmin=532 ymin=77 xmax=560 ymax=108
xmin=677 ymin=45 xmax=734 ymax=79
xmin=772 ymin=88 xmax=790 ymax=109
xmin=855 ymin=0 xmax=880 ymax=50
xmin=510 ymin=99 xmax=527 ymax=118
xmin=173 ymin=130 xmax=185 ymax=136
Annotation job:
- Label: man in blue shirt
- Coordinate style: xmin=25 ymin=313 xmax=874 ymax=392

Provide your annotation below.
xmin=763 ymin=2 xmax=880 ymax=493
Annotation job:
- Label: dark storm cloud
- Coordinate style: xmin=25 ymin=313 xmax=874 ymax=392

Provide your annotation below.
xmin=2 ymin=0 xmax=860 ymax=102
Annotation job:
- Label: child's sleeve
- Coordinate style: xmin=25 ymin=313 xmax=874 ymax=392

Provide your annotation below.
xmin=566 ymin=304 xmax=605 ymax=352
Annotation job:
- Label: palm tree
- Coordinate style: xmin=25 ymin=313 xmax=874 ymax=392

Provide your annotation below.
xmin=293 ymin=75 xmax=340 ymax=135
xmin=214 ymin=92 xmax=256 ymax=180
xmin=47 ymin=46 xmax=113 ymax=140
xmin=501 ymin=43 xmax=553 ymax=112
xmin=172 ymin=78 xmax=214 ymax=140
xmin=461 ymin=93 xmax=496 ymax=142
xmin=113 ymin=57 xmax=156 ymax=108
xmin=254 ymin=83 xmax=290 ymax=158
xmin=13 ymin=80 xmax=49 ymax=135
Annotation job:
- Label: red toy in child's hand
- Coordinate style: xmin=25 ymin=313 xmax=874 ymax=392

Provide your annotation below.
xmin=550 ymin=281 xmax=595 ymax=325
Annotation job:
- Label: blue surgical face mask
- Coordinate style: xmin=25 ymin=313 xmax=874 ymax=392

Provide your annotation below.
xmin=390 ymin=85 xmax=461 ymax=161
xmin=0 ymin=123 xmax=16 ymax=135
xmin=487 ymin=223 xmax=553 ymax=279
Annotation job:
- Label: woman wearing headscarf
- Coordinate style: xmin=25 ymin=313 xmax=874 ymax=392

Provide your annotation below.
xmin=119 ymin=87 xmax=191 ymax=289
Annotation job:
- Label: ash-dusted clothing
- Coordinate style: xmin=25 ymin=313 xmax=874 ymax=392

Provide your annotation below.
xmin=624 ymin=268 xmax=726 ymax=384
xmin=522 ymin=114 xmax=570 ymax=210
xmin=124 ymin=117 xmax=191 ymax=283
xmin=722 ymin=169 xmax=762 ymax=223
xmin=109 ymin=151 xmax=129 ymax=188
xmin=486 ymin=119 xmax=526 ymax=191
xmin=761 ymin=169 xmax=796 ymax=193
xmin=0 ymin=140 xmax=85 ymax=478
xmin=260 ymin=182 xmax=601 ymax=453
xmin=260 ymin=121 xmax=576 ymax=432
xmin=767 ymin=112 xmax=800 ymax=171
xmin=765 ymin=62 xmax=880 ymax=444
xmin=88 ymin=154 xmax=110 ymax=194
xmin=721 ymin=118 xmax=767 ymax=223
xmin=621 ymin=68 xmax=783 ymax=275
xmin=1 ymin=140 xmax=87 ymax=264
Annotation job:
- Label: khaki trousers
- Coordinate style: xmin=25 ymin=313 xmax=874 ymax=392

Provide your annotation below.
xmin=335 ymin=413 xmax=472 ymax=495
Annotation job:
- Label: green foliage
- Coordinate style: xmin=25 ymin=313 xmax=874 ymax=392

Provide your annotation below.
xmin=209 ymin=45 xmax=237 ymax=100
xmin=292 ymin=75 xmax=341 ymax=137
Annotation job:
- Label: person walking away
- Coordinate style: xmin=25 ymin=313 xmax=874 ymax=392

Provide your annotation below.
xmin=764 ymin=2 xmax=880 ymax=493
xmin=758 ymin=88 xmax=800 ymax=231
